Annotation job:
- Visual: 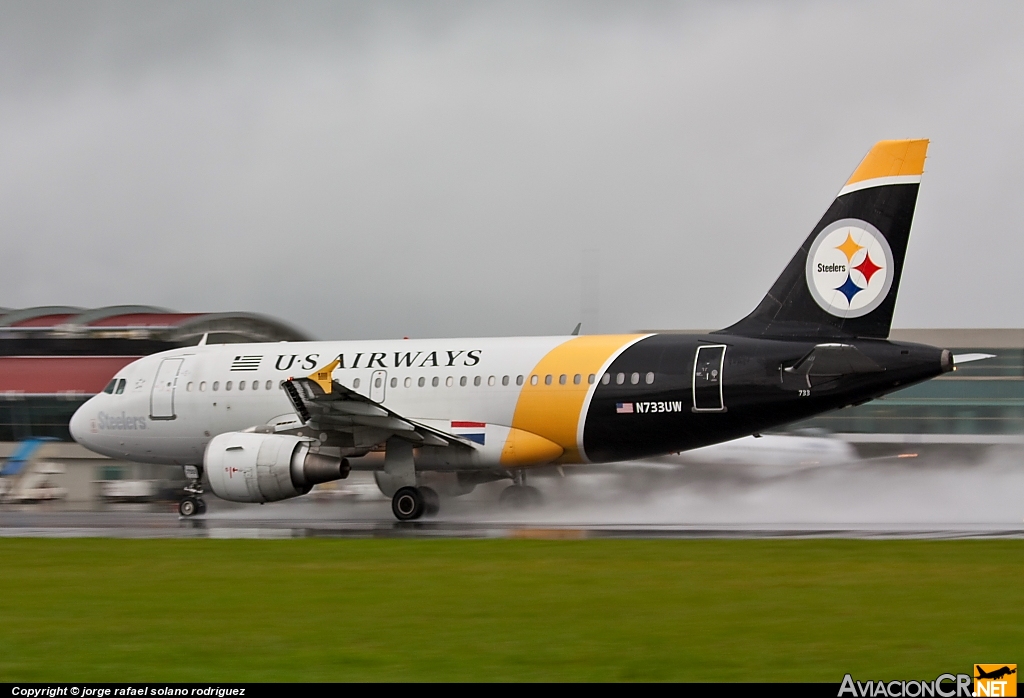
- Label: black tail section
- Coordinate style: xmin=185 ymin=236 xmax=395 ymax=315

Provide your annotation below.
xmin=721 ymin=139 xmax=929 ymax=340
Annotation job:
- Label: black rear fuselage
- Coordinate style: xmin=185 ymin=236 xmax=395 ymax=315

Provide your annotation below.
xmin=582 ymin=333 xmax=949 ymax=462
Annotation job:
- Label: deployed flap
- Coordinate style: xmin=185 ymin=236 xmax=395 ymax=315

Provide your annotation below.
xmin=786 ymin=343 xmax=882 ymax=377
xmin=282 ymin=372 xmax=474 ymax=450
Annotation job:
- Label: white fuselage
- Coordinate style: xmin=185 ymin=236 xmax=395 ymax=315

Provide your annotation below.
xmin=69 ymin=334 xmax=644 ymax=466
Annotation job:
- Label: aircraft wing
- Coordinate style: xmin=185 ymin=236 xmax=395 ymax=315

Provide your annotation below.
xmin=280 ymin=361 xmax=473 ymax=450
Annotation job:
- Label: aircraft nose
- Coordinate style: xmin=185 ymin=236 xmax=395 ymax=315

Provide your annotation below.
xmin=69 ymin=400 xmax=93 ymax=446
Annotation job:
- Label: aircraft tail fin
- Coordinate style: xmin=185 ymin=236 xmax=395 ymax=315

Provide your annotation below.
xmin=720 ymin=139 xmax=929 ymax=340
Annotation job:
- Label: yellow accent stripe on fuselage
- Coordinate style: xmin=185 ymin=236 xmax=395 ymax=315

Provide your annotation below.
xmin=507 ymin=334 xmax=645 ymax=464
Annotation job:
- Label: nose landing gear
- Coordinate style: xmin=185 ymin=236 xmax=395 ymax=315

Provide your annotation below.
xmin=178 ymin=464 xmax=207 ymax=518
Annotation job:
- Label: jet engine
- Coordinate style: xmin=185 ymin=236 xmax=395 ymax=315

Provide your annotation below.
xmin=205 ymin=432 xmax=349 ymax=503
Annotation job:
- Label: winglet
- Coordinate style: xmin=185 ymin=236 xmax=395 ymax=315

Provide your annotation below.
xmin=308 ymin=359 xmax=340 ymax=393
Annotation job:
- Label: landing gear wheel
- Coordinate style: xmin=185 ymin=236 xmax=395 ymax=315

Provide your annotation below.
xmin=524 ymin=485 xmax=543 ymax=507
xmin=419 ymin=487 xmax=440 ymax=517
xmin=179 ymin=497 xmax=199 ymax=517
xmin=499 ymin=485 xmax=543 ymax=509
xmin=180 ymin=465 xmax=205 ymax=517
xmin=392 ymin=486 xmax=425 ymax=521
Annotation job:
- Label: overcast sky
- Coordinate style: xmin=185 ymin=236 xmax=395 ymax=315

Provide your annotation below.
xmin=0 ymin=1 xmax=1020 ymax=339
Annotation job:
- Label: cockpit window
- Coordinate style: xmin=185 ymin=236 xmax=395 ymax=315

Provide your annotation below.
xmin=115 ymin=379 xmax=126 ymax=395
xmin=102 ymin=379 xmax=117 ymax=394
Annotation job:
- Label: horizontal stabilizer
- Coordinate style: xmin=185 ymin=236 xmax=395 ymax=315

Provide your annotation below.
xmin=952 ymin=353 xmax=996 ymax=365
xmin=786 ymin=343 xmax=882 ymax=377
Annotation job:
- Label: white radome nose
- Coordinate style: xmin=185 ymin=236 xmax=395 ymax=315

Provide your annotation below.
xmin=69 ymin=400 xmax=92 ymax=446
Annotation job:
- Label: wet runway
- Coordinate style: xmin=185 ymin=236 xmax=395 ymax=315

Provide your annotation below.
xmin=2 ymin=450 xmax=1023 ymax=539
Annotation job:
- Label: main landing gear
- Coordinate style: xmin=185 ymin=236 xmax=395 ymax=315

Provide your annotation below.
xmin=499 ymin=470 xmax=543 ymax=509
xmin=178 ymin=465 xmax=207 ymax=518
xmin=391 ymin=486 xmax=440 ymax=521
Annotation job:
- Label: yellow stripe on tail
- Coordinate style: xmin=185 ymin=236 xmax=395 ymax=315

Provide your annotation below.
xmin=843 ymin=139 xmax=929 ymax=190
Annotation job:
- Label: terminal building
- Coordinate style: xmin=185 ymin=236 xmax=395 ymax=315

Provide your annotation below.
xmin=0 ymin=305 xmax=309 ymax=442
xmin=0 ymin=306 xmax=310 ymax=506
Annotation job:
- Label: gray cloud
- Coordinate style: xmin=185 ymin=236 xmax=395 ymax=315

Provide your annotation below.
xmin=0 ymin=1 xmax=1021 ymax=338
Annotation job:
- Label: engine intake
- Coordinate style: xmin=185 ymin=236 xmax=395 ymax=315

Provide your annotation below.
xmin=205 ymin=432 xmax=349 ymax=503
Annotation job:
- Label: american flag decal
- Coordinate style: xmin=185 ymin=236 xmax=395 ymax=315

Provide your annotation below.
xmin=615 ymin=402 xmax=634 ymax=414
xmin=231 ymin=356 xmax=262 ymax=371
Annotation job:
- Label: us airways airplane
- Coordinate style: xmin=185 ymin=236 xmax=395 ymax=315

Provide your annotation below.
xmin=70 ymin=139 xmax=973 ymax=520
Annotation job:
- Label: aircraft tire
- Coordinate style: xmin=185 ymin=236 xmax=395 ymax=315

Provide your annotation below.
xmin=179 ymin=497 xmax=198 ymax=517
xmin=523 ymin=485 xmax=543 ymax=507
xmin=196 ymin=498 xmax=207 ymax=515
xmin=419 ymin=486 xmax=440 ymax=517
xmin=500 ymin=485 xmax=542 ymax=509
xmin=392 ymin=486 xmax=424 ymax=521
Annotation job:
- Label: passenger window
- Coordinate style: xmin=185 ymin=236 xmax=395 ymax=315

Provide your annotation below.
xmin=573 ymin=374 xmax=581 ymax=385
xmin=238 ymin=381 xmax=246 ymax=391
xmin=253 ymin=381 xmax=259 ymax=390
xmin=212 ymin=381 xmax=220 ymax=391
xmin=630 ymin=372 xmax=640 ymax=385
xmin=432 ymin=377 xmax=439 ymax=387
xmin=545 ymin=375 xmax=552 ymax=385
xmin=459 ymin=376 xmax=467 ymax=387
xmin=419 ymin=377 xmax=426 ymax=387
xmin=474 ymin=376 xmax=482 ymax=386
xmin=446 ymin=376 xmax=454 ymax=387
xmin=588 ymin=374 xmax=595 ymax=384
xmin=226 ymin=381 xmax=233 ymax=391
xmin=616 ymin=373 xmax=624 ymax=385
xmin=646 ymin=372 xmax=655 ymax=385
xmin=374 ymin=377 xmax=382 ymax=389
xmin=200 ymin=382 xmax=206 ymax=392
xmin=502 ymin=375 xmax=510 ymax=386
xmin=185 ymin=382 xmax=193 ymax=393
xmin=559 ymin=374 xmax=566 ymax=385
xmin=103 ymin=380 xmax=116 ymax=394
xmin=115 ymin=379 xmax=126 ymax=394
xmin=517 ymin=375 xmax=524 ymax=386
xmin=488 ymin=376 xmax=495 ymax=386
xmin=390 ymin=377 xmax=397 ymax=388
xmin=530 ymin=375 xmax=538 ymax=386
xmin=265 ymin=380 xmax=273 ymax=390
xmin=353 ymin=378 xmax=360 ymax=389
xmin=405 ymin=377 xmax=412 ymax=388
xmin=602 ymin=373 xmax=611 ymax=385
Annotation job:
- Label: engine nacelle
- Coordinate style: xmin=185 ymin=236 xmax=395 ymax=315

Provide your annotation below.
xmin=205 ymin=432 xmax=349 ymax=503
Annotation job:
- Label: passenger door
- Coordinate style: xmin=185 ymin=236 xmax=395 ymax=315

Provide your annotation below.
xmin=150 ymin=358 xmax=184 ymax=419
xmin=692 ymin=345 xmax=726 ymax=412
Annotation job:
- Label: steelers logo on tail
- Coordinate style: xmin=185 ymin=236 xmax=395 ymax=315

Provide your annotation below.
xmin=805 ymin=218 xmax=895 ymax=318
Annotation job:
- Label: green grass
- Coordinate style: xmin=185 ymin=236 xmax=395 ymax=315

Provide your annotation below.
xmin=0 ymin=539 xmax=1019 ymax=681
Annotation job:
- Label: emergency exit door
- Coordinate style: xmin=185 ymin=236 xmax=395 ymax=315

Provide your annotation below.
xmin=369 ymin=370 xmax=387 ymax=402
xmin=150 ymin=358 xmax=184 ymax=419
xmin=692 ymin=345 xmax=726 ymax=412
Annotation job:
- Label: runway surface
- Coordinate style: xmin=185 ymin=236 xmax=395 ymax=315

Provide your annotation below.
xmin=2 ymin=449 xmax=1022 ymax=539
